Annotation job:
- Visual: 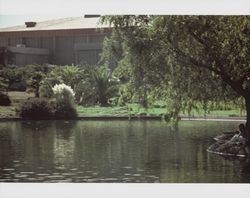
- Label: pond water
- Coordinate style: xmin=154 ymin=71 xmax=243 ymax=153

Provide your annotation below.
xmin=0 ymin=120 xmax=250 ymax=183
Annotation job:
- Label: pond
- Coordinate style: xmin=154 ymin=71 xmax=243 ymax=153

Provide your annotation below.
xmin=0 ymin=120 xmax=250 ymax=183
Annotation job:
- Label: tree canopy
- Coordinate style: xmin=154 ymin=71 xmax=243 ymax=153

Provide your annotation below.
xmin=101 ymin=15 xmax=250 ymax=139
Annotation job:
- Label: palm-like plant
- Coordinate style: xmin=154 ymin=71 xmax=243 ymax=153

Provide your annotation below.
xmin=50 ymin=66 xmax=84 ymax=89
xmin=76 ymin=65 xmax=119 ymax=106
xmin=90 ymin=66 xmax=120 ymax=106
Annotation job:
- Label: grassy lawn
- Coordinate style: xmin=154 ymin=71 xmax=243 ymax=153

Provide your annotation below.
xmin=77 ymin=104 xmax=167 ymax=117
xmin=180 ymin=109 xmax=246 ymax=117
xmin=203 ymin=109 xmax=245 ymax=117
xmin=77 ymin=105 xmax=246 ymax=117
xmin=0 ymin=91 xmax=246 ymax=118
xmin=0 ymin=106 xmax=17 ymax=118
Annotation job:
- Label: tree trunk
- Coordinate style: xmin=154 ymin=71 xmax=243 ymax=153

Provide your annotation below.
xmin=245 ymin=96 xmax=250 ymax=143
xmin=35 ymin=86 xmax=39 ymax=98
xmin=99 ymin=94 xmax=109 ymax=106
xmin=142 ymin=84 xmax=148 ymax=109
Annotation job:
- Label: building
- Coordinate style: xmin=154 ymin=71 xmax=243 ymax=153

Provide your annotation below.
xmin=0 ymin=16 xmax=111 ymax=66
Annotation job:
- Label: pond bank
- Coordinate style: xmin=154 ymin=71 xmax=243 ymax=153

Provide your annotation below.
xmin=207 ymin=141 xmax=250 ymax=158
xmin=207 ymin=147 xmax=250 ymax=158
xmin=0 ymin=115 xmax=246 ymax=122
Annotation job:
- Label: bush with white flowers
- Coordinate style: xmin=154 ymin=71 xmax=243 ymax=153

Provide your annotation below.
xmin=52 ymin=83 xmax=77 ymax=119
xmin=53 ymin=83 xmax=75 ymax=102
xmin=52 ymin=83 xmax=75 ymax=96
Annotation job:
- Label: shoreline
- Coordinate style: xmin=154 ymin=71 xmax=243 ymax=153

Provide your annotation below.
xmin=207 ymin=147 xmax=250 ymax=158
xmin=0 ymin=115 xmax=246 ymax=122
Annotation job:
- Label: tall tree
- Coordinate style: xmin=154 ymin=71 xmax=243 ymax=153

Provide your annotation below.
xmin=102 ymin=15 xmax=250 ymax=140
xmin=154 ymin=16 xmax=250 ymax=140
xmin=101 ymin=15 xmax=155 ymax=108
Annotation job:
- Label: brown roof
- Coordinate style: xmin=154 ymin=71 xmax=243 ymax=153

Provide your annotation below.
xmin=0 ymin=17 xmax=109 ymax=32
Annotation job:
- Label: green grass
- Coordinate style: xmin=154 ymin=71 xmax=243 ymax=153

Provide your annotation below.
xmin=205 ymin=110 xmax=245 ymax=117
xmin=77 ymin=104 xmax=246 ymax=117
xmin=77 ymin=104 xmax=167 ymax=117
xmin=180 ymin=109 xmax=246 ymax=117
xmin=0 ymin=91 xmax=246 ymax=118
xmin=0 ymin=106 xmax=17 ymax=118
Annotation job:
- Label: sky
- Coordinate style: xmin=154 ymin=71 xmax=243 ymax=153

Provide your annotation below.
xmin=0 ymin=15 xmax=70 ymax=28
xmin=0 ymin=0 xmax=250 ymax=28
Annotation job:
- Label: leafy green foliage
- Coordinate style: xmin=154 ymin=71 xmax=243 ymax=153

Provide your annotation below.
xmin=37 ymin=64 xmax=119 ymax=106
xmin=40 ymin=65 xmax=84 ymax=99
xmin=153 ymin=16 xmax=250 ymax=97
xmin=40 ymin=76 xmax=61 ymax=98
xmin=153 ymin=16 xmax=250 ymax=133
xmin=0 ymin=65 xmax=26 ymax=92
xmin=102 ymin=16 xmax=155 ymax=108
xmin=48 ymin=65 xmax=83 ymax=89
xmin=76 ymin=65 xmax=120 ymax=106
xmin=101 ymin=15 xmax=250 ymax=126
xmin=0 ymin=64 xmax=50 ymax=95
xmin=91 ymin=65 xmax=120 ymax=106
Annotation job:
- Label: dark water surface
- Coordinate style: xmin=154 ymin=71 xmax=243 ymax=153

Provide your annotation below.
xmin=0 ymin=120 xmax=250 ymax=183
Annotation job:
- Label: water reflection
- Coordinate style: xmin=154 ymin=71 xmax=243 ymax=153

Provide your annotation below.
xmin=0 ymin=120 xmax=250 ymax=182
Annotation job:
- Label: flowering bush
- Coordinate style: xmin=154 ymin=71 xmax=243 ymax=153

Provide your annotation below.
xmin=52 ymin=83 xmax=77 ymax=119
xmin=52 ymin=83 xmax=75 ymax=99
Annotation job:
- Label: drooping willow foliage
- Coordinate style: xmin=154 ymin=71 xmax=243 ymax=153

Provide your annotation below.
xmin=100 ymin=15 xmax=250 ymax=122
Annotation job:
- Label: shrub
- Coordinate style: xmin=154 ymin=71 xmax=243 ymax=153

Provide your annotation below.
xmin=20 ymin=98 xmax=54 ymax=120
xmin=39 ymin=76 xmax=61 ymax=98
xmin=52 ymin=83 xmax=75 ymax=103
xmin=52 ymin=83 xmax=77 ymax=119
xmin=54 ymin=102 xmax=77 ymax=119
xmin=75 ymin=65 xmax=119 ymax=106
xmin=0 ymin=92 xmax=11 ymax=106
xmin=48 ymin=66 xmax=84 ymax=88
xmin=2 ymin=66 xmax=26 ymax=92
xmin=74 ymin=80 xmax=97 ymax=106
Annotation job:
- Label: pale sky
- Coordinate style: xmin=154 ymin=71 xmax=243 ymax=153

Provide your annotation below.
xmin=0 ymin=15 xmax=72 ymax=28
xmin=0 ymin=0 xmax=249 ymax=28
xmin=0 ymin=15 xmax=78 ymax=28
